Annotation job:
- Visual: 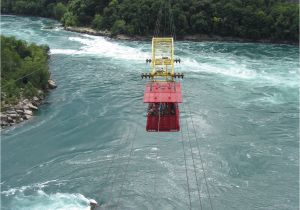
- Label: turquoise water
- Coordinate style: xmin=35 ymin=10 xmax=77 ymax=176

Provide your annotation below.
xmin=1 ymin=15 xmax=299 ymax=210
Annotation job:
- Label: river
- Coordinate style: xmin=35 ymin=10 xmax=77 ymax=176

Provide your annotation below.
xmin=1 ymin=15 xmax=299 ymax=210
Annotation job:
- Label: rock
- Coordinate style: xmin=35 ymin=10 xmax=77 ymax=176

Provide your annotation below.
xmin=32 ymin=101 xmax=40 ymax=106
xmin=0 ymin=113 xmax=8 ymax=121
xmin=116 ymin=34 xmax=132 ymax=40
xmin=4 ymin=105 xmax=14 ymax=110
xmin=9 ymin=113 xmax=19 ymax=119
xmin=23 ymin=105 xmax=30 ymax=110
xmin=37 ymin=90 xmax=44 ymax=95
xmin=33 ymin=96 xmax=39 ymax=102
xmin=89 ymin=199 xmax=99 ymax=210
xmin=48 ymin=79 xmax=57 ymax=89
xmin=6 ymin=110 xmax=17 ymax=115
xmin=7 ymin=116 xmax=14 ymax=123
xmin=24 ymin=110 xmax=33 ymax=116
xmin=14 ymin=103 xmax=23 ymax=110
xmin=1 ymin=121 xmax=8 ymax=127
xmin=23 ymin=99 xmax=30 ymax=104
xmin=24 ymin=114 xmax=32 ymax=120
xmin=16 ymin=109 xmax=24 ymax=114
xmin=65 ymin=26 xmax=111 ymax=37
xmin=28 ymin=103 xmax=38 ymax=110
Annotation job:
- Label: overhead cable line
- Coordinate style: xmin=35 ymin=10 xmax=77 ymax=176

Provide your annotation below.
xmin=180 ymin=122 xmax=192 ymax=210
xmin=153 ymin=102 xmax=162 ymax=208
xmin=115 ymin=127 xmax=138 ymax=210
xmin=2 ymin=69 xmax=43 ymax=88
xmin=185 ymin=99 xmax=214 ymax=210
xmin=183 ymin=104 xmax=203 ymax=210
xmin=98 ymin=131 xmax=131 ymax=205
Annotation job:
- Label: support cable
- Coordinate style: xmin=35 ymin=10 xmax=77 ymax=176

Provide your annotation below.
xmin=153 ymin=102 xmax=161 ymax=200
xmin=98 ymin=131 xmax=131 ymax=205
xmin=2 ymin=69 xmax=44 ymax=88
xmin=185 ymin=100 xmax=214 ymax=210
xmin=180 ymin=121 xmax=192 ymax=210
xmin=153 ymin=2 xmax=163 ymax=37
xmin=183 ymin=104 xmax=203 ymax=210
xmin=153 ymin=136 xmax=160 ymax=208
xmin=163 ymin=1 xmax=167 ymax=36
xmin=115 ymin=127 xmax=138 ymax=210
xmin=106 ymin=127 xmax=137 ymax=208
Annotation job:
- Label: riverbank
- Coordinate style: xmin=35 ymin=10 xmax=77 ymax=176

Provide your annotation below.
xmin=1 ymin=80 xmax=57 ymax=129
xmin=65 ymin=26 xmax=298 ymax=45
xmin=1 ymin=35 xmax=56 ymax=129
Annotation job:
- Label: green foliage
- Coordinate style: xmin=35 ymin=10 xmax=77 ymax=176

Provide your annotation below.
xmin=92 ymin=14 xmax=104 ymax=30
xmin=1 ymin=36 xmax=50 ymax=104
xmin=53 ymin=3 xmax=67 ymax=20
xmin=61 ymin=11 xmax=79 ymax=26
xmin=1 ymin=0 xmax=299 ymax=42
xmin=111 ymin=19 xmax=126 ymax=35
xmin=23 ymin=82 xmax=38 ymax=98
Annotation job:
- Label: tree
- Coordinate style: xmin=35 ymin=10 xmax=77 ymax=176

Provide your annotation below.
xmin=92 ymin=14 xmax=104 ymax=30
xmin=53 ymin=3 xmax=67 ymax=20
xmin=191 ymin=12 xmax=209 ymax=33
xmin=1 ymin=36 xmax=50 ymax=104
xmin=111 ymin=19 xmax=126 ymax=35
xmin=61 ymin=11 xmax=79 ymax=26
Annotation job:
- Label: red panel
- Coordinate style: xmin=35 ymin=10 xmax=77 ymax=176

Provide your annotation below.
xmin=144 ymin=82 xmax=182 ymax=103
xmin=146 ymin=103 xmax=180 ymax=132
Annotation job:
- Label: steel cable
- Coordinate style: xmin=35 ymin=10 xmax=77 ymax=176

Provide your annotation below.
xmin=180 ymin=121 xmax=192 ymax=210
xmin=115 ymin=127 xmax=138 ymax=210
xmin=185 ymin=99 xmax=214 ymax=210
xmin=98 ymin=131 xmax=131 ymax=206
xmin=183 ymin=104 xmax=203 ymax=210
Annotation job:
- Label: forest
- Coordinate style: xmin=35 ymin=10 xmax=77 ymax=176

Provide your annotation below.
xmin=1 ymin=0 xmax=299 ymax=42
xmin=1 ymin=36 xmax=50 ymax=105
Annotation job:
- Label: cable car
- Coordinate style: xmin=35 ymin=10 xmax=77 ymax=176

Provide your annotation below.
xmin=142 ymin=37 xmax=183 ymax=132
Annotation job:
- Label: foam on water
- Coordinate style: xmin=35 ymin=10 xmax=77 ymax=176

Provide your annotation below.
xmin=183 ymin=57 xmax=257 ymax=79
xmin=51 ymin=35 xmax=147 ymax=60
xmin=2 ymin=180 xmax=90 ymax=210
xmin=181 ymin=57 xmax=299 ymax=87
xmin=4 ymin=190 xmax=89 ymax=210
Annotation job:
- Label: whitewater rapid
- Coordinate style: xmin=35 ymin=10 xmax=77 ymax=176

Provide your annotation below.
xmin=1 ymin=15 xmax=299 ymax=210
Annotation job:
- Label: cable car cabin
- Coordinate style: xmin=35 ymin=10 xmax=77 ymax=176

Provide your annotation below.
xmin=142 ymin=37 xmax=183 ymax=132
xmin=144 ymin=82 xmax=182 ymax=132
xmin=146 ymin=102 xmax=179 ymax=131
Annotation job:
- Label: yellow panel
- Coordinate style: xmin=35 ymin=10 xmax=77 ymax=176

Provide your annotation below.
xmin=150 ymin=37 xmax=174 ymax=81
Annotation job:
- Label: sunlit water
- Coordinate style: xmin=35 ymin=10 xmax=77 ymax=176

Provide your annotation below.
xmin=1 ymin=15 xmax=299 ymax=210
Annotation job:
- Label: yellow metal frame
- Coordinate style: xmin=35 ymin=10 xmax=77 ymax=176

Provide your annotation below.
xmin=150 ymin=37 xmax=175 ymax=82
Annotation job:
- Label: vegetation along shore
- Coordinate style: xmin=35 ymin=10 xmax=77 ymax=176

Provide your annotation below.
xmin=1 ymin=36 xmax=57 ymax=128
xmin=1 ymin=0 xmax=299 ymax=44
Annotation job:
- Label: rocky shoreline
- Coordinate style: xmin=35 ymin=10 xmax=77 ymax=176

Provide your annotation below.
xmin=64 ymin=26 xmax=150 ymax=41
xmin=1 ymin=79 xmax=57 ymax=129
xmin=65 ymin=26 xmax=298 ymax=45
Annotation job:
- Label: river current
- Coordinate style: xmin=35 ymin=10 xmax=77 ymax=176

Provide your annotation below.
xmin=1 ymin=15 xmax=299 ymax=210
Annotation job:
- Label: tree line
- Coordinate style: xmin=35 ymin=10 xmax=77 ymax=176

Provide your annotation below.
xmin=1 ymin=36 xmax=50 ymax=105
xmin=1 ymin=0 xmax=299 ymax=42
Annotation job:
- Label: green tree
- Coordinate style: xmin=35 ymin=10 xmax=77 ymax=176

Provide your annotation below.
xmin=92 ymin=14 xmax=104 ymax=30
xmin=1 ymin=0 xmax=299 ymax=42
xmin=191 ymin=12 xmax=209 ymax=33
xmin=61 ymin=11 xmax=79 ymax=26
xmin=111 ymin=19 xmax=126 ymax=35
xmin=1 ymin=36 xmax=50 ymax=104
xmin=53 ymin=3 xmax=67 ymax=20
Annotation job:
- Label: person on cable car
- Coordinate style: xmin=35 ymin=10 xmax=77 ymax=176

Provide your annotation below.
xmin=170 ymin=103 xmax=176 ymax=115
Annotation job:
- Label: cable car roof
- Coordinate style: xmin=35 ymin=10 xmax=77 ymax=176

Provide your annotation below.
xmin=144 ymin=82 xmax=182 ymax=103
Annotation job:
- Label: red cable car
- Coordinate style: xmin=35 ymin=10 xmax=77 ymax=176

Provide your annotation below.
xmin=142 ymin=37 xmax=183 ymax=132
